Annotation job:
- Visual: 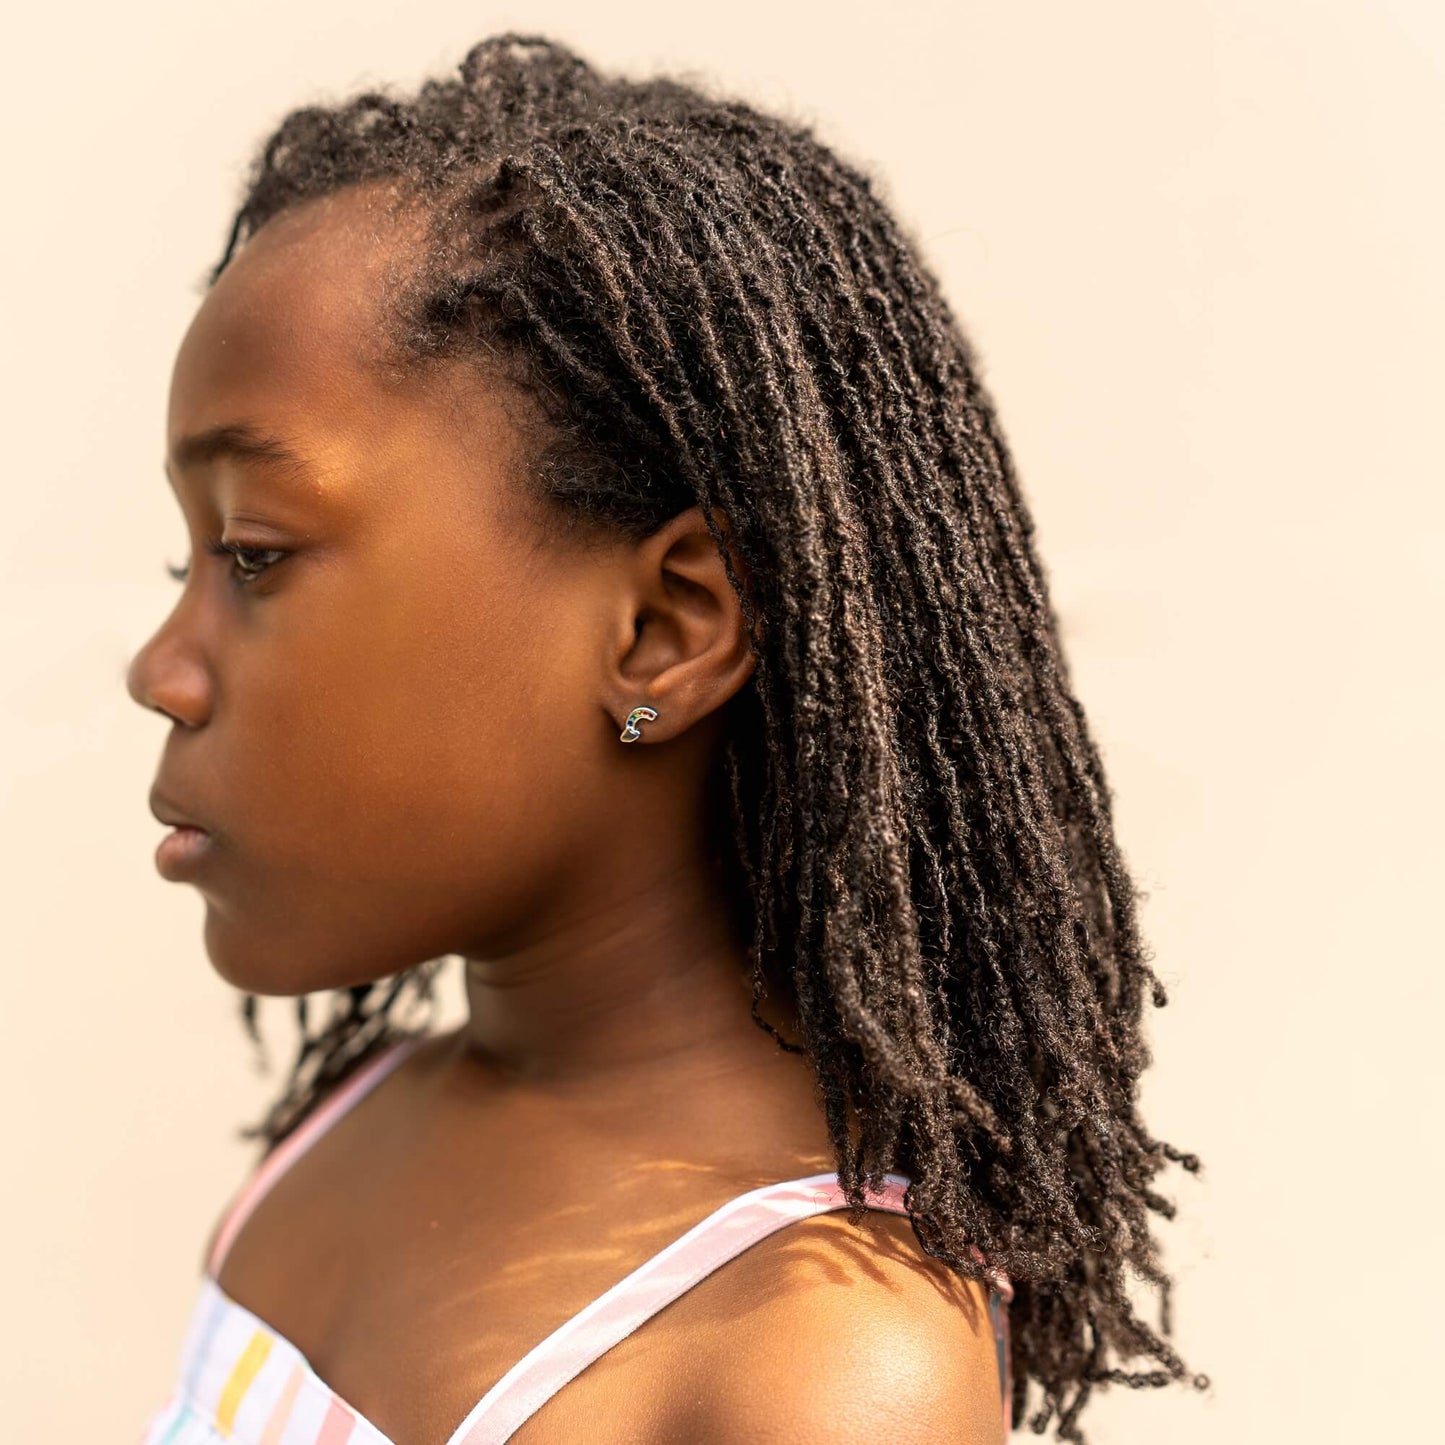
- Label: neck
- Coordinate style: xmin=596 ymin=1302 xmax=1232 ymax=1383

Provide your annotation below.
xmin=456 ymin=855 xmax=784 ymax=1094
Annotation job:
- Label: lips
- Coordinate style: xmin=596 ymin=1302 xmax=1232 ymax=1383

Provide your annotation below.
xmin=148 ymin=786 xmax=212 ymax=834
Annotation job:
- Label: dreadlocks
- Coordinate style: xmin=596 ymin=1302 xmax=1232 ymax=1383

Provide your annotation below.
xmin=217 ymin=33 xmax=1203 ymax=1439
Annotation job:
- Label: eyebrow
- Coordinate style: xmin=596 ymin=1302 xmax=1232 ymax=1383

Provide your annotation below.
xmin=165 ymin=423 xmax=315 ymax=479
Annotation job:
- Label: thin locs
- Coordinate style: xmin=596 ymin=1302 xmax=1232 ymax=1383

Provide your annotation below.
xmin=213 ymin=34 xmax=1204 ymax=1440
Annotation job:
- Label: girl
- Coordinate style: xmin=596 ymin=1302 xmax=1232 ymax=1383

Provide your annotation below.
xmin=130 ymin=33 xmax=1201 ymax=1445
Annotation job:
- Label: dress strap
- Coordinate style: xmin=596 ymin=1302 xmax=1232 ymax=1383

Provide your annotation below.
xmin=204 ymin=1034 xmax=426 ymax=1281
xmin=451 ymin=1171 xmax=1013 ymax=1445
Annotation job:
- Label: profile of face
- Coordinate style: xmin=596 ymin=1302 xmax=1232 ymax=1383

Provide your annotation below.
xmin=127 ymin=185 xmax=754 ymax=998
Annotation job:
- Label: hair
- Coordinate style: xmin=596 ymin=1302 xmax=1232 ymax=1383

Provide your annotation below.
xmin=211 ymin=33 xmax=1203 ymax=1440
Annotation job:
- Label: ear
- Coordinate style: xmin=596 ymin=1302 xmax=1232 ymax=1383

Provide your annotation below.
xmin=605 ymin=505 xmax=757 ymax=744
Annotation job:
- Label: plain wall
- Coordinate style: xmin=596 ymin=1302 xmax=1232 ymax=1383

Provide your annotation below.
xmin=3 ymin=2 xmax=1440 ymax=1440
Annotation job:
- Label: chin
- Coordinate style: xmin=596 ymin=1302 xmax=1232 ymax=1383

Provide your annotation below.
xmin=201 ymin=910 xmax=351 ymax=998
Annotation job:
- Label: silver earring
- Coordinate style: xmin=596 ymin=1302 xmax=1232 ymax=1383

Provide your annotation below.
xmin=619 ymin=705 xmax=658 ymax=743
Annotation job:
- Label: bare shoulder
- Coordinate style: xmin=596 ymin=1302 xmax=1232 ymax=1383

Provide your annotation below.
xmin=649 ymin=1208 xmax=1006 ymax=1445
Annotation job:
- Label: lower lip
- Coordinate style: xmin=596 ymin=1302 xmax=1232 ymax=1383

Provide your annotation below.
xmin=155 ymin=826 xmax=213 ymax=878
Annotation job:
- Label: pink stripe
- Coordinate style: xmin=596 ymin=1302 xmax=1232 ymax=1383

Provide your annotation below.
xmin=206 ymin=1036 xmax=425 ymax=1279
xmin=258 ymin=1361 xmax=305 ymax=1444
xmin=314 ymin=1399 xmax=356 ymax=1445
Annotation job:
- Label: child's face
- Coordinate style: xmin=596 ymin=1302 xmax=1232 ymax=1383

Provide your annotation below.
xmin=129 ymin=187 xmax=632 ymax=996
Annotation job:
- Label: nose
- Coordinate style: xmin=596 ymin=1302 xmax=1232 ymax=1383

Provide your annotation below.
xmin=125 ymin=608 xmax=212 ymax=728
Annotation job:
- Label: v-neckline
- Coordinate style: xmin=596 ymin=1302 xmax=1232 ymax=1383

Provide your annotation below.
xmin=201 ymin=1173 xmax=832 ymax=1445
xmin=188 ymin=1031 xmax=946 ymax=1445
xmin=195 ymin=1170 xmax=880 ymax=1445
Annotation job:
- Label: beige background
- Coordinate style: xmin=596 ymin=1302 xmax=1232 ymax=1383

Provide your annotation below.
xmin=3 ymin=1 xmax=1440 ymax=1440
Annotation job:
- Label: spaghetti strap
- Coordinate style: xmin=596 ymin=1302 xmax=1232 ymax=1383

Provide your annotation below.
xmin=449 ymin=1171 xmax=1014 ymax=1445
xmin=150 ymin=1147 xmax=1012 ymax=1445
xmin=205 ymin=1033 xmax=426 ymax=1280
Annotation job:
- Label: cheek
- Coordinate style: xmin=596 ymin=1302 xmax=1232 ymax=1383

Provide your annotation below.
xmin=218 ymin=559 xmax=600 ymax=904
xmin=193 ymin=538 xmax=611 ymax=991
xmin=200 ymin=649 xmax=564 ymax=994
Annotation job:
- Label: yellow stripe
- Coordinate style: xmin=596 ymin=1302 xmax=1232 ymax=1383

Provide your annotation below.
xmin=216 ymin=1328 xmax=274 ymax=1435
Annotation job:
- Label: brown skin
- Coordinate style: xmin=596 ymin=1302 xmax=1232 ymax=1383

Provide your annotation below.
xmin=128 ymin=185 xmax=1003 ymax=1444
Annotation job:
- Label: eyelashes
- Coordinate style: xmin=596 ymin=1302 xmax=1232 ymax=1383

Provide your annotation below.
xmin=167 ymin=540 xmax=288 ymax=587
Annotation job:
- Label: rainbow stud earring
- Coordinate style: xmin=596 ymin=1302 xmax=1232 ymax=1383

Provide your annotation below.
xmin=619 ymin=705 xmax=658 ymax=743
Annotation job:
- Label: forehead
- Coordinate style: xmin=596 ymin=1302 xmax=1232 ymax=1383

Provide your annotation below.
xmin=166 ymin=187 xmax=422 ymax=460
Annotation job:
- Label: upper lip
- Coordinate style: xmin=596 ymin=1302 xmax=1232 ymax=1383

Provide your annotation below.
xmin=149 ymin=787 xmax=211 ymax=833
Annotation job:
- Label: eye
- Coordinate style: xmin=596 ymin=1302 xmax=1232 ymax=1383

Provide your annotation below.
xmin=166 ymin=541 xmax=288 ymax=586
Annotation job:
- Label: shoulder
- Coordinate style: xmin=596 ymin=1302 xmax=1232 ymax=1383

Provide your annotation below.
xmin=651 ymin=1207 xmax=1006 ymax=1445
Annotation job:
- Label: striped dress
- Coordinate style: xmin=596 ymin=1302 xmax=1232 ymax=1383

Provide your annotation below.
xmin=137 ymin=1035 xmax=1013 ymax=1445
